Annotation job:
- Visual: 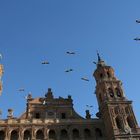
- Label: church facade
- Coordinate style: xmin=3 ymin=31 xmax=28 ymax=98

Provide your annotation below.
xmin=0 ymin=55 xmax=140 ymax=140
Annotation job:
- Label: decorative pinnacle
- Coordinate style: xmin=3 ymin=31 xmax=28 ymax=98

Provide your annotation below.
xmin=97 ymin=51 xmax=101 ymax=62
xmin=45 ymin=88 xmax=54 ymax=99
xmin=96 ymin=51 xmax=106 ymax=67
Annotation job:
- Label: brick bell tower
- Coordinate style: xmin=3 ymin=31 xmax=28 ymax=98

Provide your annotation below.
xmin=0 ymin=62 xmax=3 ymax=95
xmin=93 ymin=53 xmax=140 ymax=140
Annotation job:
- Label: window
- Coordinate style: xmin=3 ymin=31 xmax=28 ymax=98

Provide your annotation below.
xmin=115 ymin=88 xmax=122 ymax=97
xmin=60 ymin=129 xmax=68 ymax=138
xmin=35 ymin=113 xmax=40 ymax=119
xmin=0 ymin=131 xmax=5 ymax=140
xmin=84 ymin=129 xmax=91 ymax=138
xmin=11 ymin=130 xmax=18 ymax=140
xmin=49 ymin=130 xmax=56 ymax=139
xmin=116 ymin=117 xmax=122 ymax=129
xmin=99 ymin=94 xmax=102 ymax=102
xmin=108 ymin=88 xmax=114 ymax=97
xmin=107 ymin=71 xmax=111 ymax=78
xmin=72 ymin=129 xmax=80 ymax=139
xmin=100 ymin=73 xmax=103 ymax=78
xmin=24 ymin=130 xmax=31 ymax=140
xmin=61 ymin=113 xmax=66 ymax=119
xmin=36 ymin=130 xmax=44 ymax=140
xmin=127 ymin=116 xmax=135 ymax=128
xmin=95 ymin=128 xmax=102 ymax=138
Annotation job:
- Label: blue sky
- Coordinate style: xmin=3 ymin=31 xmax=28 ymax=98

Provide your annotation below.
xmin=0 ymin=0 xmax=140 ymax=124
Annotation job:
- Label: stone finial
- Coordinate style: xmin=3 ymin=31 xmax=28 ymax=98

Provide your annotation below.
xmin=85 ymin=110 xmax=91 ymax=119
xmin=96 ymin=112 xmax=102 ymax=118
xmin=68 ymin=95 xmax=72 ymax=100
xmin=7 ymin=109 xmax=13 ymax=119
xmin=45 ymin=88 xmax=54 ymax=99
xmin=48 ymin=88 xmax=51 ymax=92
xmin=27 ymin=93 xmax=32 ymax=99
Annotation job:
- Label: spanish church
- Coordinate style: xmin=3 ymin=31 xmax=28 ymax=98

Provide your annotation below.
xmin=0 ymin=55 xmax=140 ymax=140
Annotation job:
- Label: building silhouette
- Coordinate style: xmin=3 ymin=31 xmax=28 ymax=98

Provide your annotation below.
xmin=0 ymin=55 xmax=140 ymax=140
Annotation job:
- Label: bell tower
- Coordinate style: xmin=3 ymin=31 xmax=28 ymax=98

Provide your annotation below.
xmin=93 ymin=53 xmax=140 ymax=140
xmin=0 ymin=63 xmax=3 ymax=95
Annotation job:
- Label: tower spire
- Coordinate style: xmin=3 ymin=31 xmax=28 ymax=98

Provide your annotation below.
xmin=97 ymin=51 xmax=101 ymax=62
xmin=93 ymin=58 xmax=140 ymax=139
xmin=96 ymin=51 xmax=106 ymax=67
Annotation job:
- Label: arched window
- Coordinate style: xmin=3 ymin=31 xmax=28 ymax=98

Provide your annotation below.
xmin=107 ymin=71 xmax=111 ymax=78
xmin=0 ymin=130 xmax=5 ymax=140
xmin=99 ymin=94 xmax=102 ymax=102
xmin=84 ymin=128 xmax=91 ymax=138
xmin=116 ymin=117 xmax=122 ymax=129
xmin=49 ymin=130 xmax=56 ymax=139
xmin=35 ymin=112 xmax=40 ymax=119
xmin=127 ymin=116 xmax=135 ymax=128
xmin=11 ymin=130 xmax=18 ymax=140
xmin=61 ymin=113 xmax=66 ymax=119
xmin=72 ymin=129 xmax=80 ymax=139
xmin=36 ymin=129 xmax=44 ymax=140
xmin=60 ymin=129 xmax=69 ymax=139
xmin=95 ymin=128 xmax=102 ymax=138
xmin=115 ymin=88 xmax=122 ymax=97
xmin=23 ymin=130 xmax=31 ymax=140
xmin=108 ymin=88 xmax=114 ymax=97
xmin=100 ymin=73 xmax=103 ymax=78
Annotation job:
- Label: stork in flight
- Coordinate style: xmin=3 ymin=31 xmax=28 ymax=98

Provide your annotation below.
xmin=42 ymin=61 xmax=50 ymax=64
xmin=65 ymin=69 xmax=73 ymax=73
xmin=134 ymin=37 xmax=140 ymax=41
xmin=81 ymin=77 xmax=89 ymax=81
xmin=136 ymin=20 xmax=140 ymax=23
xmin=66 ymin=51 xmax=76 ymax=55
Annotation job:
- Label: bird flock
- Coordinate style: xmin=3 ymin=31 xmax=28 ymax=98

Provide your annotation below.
xmin=16 ymin=50 xmax=92 ymax=99
xmin=41 ymin=51 xmax=90 ymax=81
xmin=0 ymin=49 xmax=96 ymax=98
xmin=0 ymin=19 xmax=139 ymax=117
